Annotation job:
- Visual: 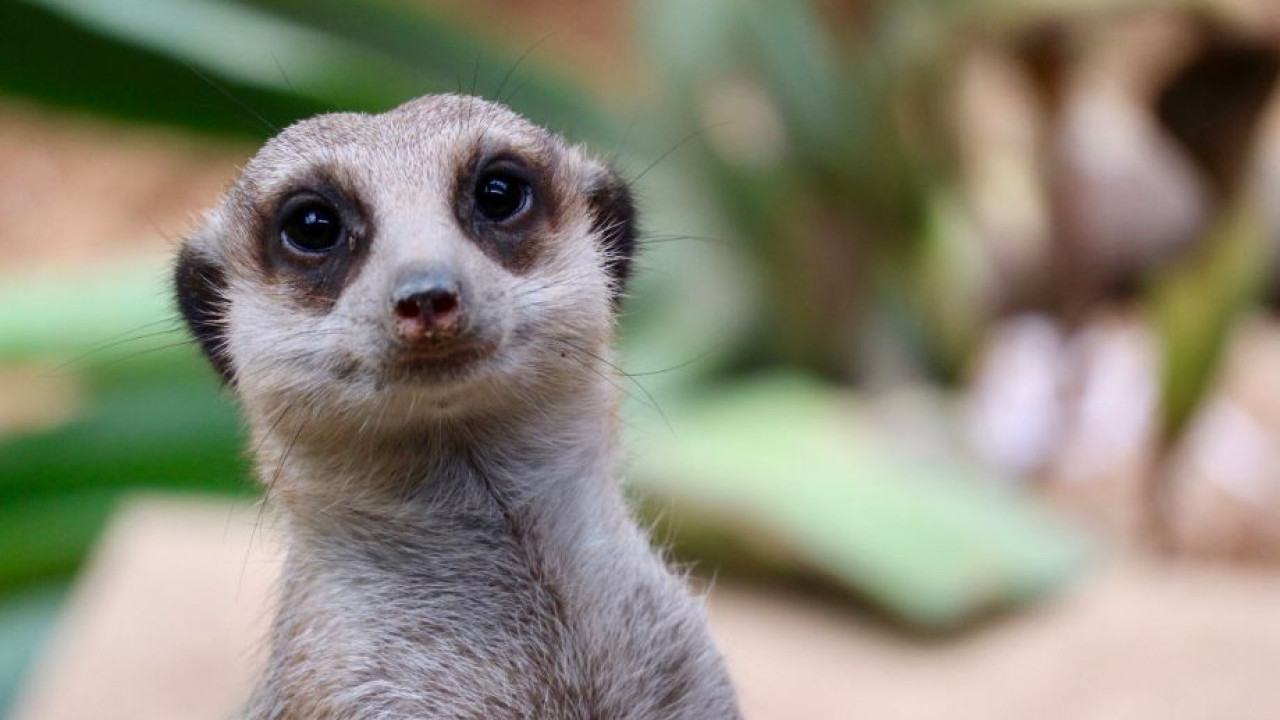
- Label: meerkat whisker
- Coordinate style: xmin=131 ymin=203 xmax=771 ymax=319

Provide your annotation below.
xmin=46 ymin=322 xmax=187 ymax=375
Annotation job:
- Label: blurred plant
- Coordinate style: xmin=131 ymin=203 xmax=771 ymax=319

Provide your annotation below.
xmin=0 ymin=0 xmax=613 ymax=144
xmin=640 ymin=0 xmax=950 ymax=379
xmin=640 ymin=0 xmax=1280 ymax=554
xmin=990 ymin=8 xmax=1280 ymax=544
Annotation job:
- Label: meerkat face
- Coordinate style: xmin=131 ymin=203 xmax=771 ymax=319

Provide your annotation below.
xmin=174 ymin=95 xmax=635 ymax=427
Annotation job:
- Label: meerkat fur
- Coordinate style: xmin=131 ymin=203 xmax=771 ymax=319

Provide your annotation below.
xmin=173 ymin=94 xmax=741 ymax=720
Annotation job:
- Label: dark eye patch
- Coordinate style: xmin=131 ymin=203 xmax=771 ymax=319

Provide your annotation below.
xmin=259 ymin=174 xmax=374 ymax=312
xmin=453 ymin=150 xmax=557 ymax=274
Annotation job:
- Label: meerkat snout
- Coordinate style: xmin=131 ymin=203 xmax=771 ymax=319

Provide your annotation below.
xmin=390 ymin=267 xmax=466 ymax=344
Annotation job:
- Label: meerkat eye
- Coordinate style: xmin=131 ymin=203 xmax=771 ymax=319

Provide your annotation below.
xmin=280 ymin=200 xmax=344 ymax=254
xmin=474 ymin=171 xmax=531 ymax=222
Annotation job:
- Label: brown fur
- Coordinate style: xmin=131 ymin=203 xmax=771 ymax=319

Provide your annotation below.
xmin=173 ymin=94 xmax=740 ymax=719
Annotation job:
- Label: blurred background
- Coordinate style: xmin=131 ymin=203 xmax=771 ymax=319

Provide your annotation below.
xmin=4 ymin=0 xmax=1280 ymax=717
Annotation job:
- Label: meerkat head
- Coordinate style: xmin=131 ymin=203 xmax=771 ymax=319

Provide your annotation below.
xmin=174 ymin=95 xmax=636 ymax=429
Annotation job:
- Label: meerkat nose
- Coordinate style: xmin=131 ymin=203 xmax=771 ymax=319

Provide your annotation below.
xmin=391 ymin=269 xmax=465 ymax=342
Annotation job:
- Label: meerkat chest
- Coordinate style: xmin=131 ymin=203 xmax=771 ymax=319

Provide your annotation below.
xmin=255 ymin=514 xmax=733 ymax=720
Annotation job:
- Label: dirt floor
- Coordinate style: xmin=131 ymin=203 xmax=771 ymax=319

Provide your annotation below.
xmin=11 ymin=496 xmax=1280 ymax=720
xmin=0 ymin=101 xmax=244 ymax=273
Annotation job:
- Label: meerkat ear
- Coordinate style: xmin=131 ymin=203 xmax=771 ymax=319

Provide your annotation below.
xmin=173 ymin=243 xmax=235 ymax=384
xmin=585 ymin=164 xmax=637 ymax=304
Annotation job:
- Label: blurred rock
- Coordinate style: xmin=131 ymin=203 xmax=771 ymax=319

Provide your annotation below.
xmin=962 ymin=7 xmax=1280 ymax=562
xmin=966 ymin=313 xmax=1160 ymax=549
xmin=1046 ymin=13 xmax=1211 ymax=318
xmin=1052 ymin=83 xmax=1208 ymax=303
xmin=971 ymin=313 xmax=1280 ymax=562
xmin=1167 ymin=318 xmax=1280 ymax=562
xmin=965 ymin=315 xmax=1067 ymax=481
xmin=1040 ymin=314 xmax=1160 ymax=549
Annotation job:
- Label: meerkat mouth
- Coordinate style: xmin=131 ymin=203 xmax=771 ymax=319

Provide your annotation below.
xmin=382 ymin=340 xmax=500 ymax=384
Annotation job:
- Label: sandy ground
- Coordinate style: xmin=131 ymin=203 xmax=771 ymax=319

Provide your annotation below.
xmin=11 ymin=495 xmax=1280 ymax=720
xmin=0 ymin=101 xmax=244 ymax=273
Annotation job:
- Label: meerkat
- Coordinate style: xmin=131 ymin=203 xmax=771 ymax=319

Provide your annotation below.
xmin=172 ymin=94 xmax=741 ymax=719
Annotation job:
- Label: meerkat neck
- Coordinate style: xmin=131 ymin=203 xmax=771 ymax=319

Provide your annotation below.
xmin=246 ymin=380 xmax=741 ymax=718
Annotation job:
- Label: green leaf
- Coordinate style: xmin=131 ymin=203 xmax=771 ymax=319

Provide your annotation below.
xmin=0 ymin=370 xmax=246 ymax=508
xmin=0 ymin=493 xmax=118 ymax=591
xmin=632 ymin=375 xmax=1087 ymax=629
xmin=1152 ymin=195 xmax=1270 ymax=439
xmin=7 ymin=0 xmax=614 ymax=144
xmin=0 ymin=262 xmax=181 ymax=364
xmin=0 ymin=0 xmax=329 ymax=137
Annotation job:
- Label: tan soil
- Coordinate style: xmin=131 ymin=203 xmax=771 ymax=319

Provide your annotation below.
xmin=0 ymin=99 xmax=246 ymax=273
xmin=13 ymin=496 xmax=1280 ymax=720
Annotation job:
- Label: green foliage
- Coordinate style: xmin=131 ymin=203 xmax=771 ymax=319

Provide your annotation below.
xmin=0 ymin=0 xmax=329 ymax=138
xmin=0 ymin=493 xmax=120 ymax=592
xmin=1152 ymin=195 xmax=1271 ymax=439
xmin=633 ymin=375 xmax=1085 ymax=630
xmin=639 ymin=0 xmax=974 ymax=377
xmin=5 ymin=0 xmax=611 ymax=143
xmin=0 ymin=262 xmax=248 ymax=590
